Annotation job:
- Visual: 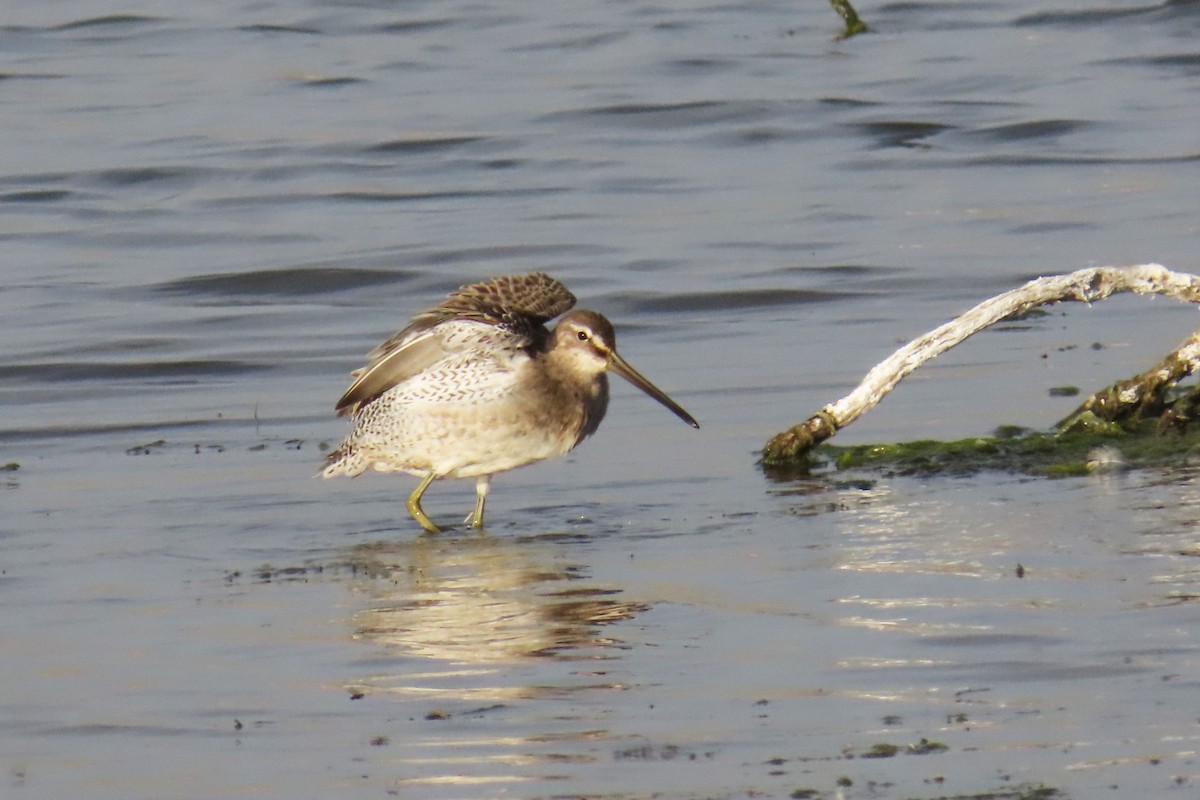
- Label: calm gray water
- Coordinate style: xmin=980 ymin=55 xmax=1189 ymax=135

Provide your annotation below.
xmin=4 ymin=1 xmax=1200 ymax=798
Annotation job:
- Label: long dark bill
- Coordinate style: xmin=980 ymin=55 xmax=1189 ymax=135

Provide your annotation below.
xmin=607 ymin=351 xmax=700 ymax=429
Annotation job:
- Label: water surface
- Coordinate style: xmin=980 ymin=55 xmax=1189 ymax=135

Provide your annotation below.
xmin=4 ymin=1 xmax=1200 ymax=798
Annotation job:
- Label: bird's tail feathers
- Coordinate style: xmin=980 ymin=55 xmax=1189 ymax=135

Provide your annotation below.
xmin=320 ymin=444 xmax=367 ymax=478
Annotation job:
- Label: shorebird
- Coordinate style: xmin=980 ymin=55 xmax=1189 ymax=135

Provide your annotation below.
xmin=322 ymin=272 xmax=698 ymax=532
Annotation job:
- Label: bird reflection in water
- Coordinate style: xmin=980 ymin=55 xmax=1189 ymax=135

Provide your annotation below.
xmin=344 ymin=533 xmax=648 ymax=669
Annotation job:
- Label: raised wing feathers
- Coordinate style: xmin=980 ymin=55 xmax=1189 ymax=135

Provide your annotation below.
xmin=440 ymin=272 xmax=575 ymax=323
xmin=334 ymin=273 xmax=575 ymax=416
xmin=335 ymin=328 xmax=448 ymax=416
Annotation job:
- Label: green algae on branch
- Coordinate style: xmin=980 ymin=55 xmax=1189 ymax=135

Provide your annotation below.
xmin=851 ymin=739 xmax=949 ymax=759
xmin=806 ymin=423 xmax=1200 ymax=479
xmin=828 ymin=0 xmax=868 ymax=38
xmin=859 ymin=742 xmax=899 ymax=758
xmin=762 ymin=264 xmax=1200 ymax=469
xmin=907 ymin=737 xmax=949 ymax=754
xmin=1058 ymin=341 xmax=1200 ymax=433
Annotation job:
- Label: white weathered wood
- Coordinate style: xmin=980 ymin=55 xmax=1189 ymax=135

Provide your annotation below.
xmin=763 ymin=264 xmax=1200 ymax=462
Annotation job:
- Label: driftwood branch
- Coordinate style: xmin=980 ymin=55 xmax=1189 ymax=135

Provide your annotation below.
xmin=761 ymin=264 xmax=1200 ymax=465
xmin=1059 ymin=328 xmax=1200 ymax=433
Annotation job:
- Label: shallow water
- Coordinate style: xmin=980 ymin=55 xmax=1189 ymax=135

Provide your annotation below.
xmin=4 ymin=1 xmax=1200 ymax=798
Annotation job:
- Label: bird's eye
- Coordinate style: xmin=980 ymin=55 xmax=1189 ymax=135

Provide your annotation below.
xmin=576 ymin=330 xmax=589 ymax=341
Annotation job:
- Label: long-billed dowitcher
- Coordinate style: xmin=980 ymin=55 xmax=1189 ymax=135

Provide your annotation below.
xmin=322 ymin=272 xmax=698 ymax=532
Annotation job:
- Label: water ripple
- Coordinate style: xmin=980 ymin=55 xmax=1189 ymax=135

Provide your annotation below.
xmin=51 ymin=14 xmax=163 ymax=31
xmin=364 ymin=135 xmax=489 ymax=155
xmin=510 ymin=30 xmax=628 ymax=52
xmin=1014 ymin=5 xmax=1168 ymax=27
xmin=88 ymin=166 xmax=206 ymax=188
xmin=856 ymin=120 xmax=955 ymax=149
xmin=236 ymin=23 xmax=322 ymax=36
xmin=293 ymin=75 xmax=366 ymax=88
xmin=0 ymin=359 xmax=263 ymax=384
xmin=968 ymin=119 xmax=1091 ymax=142
xmin=154 ymin=267 xmax=416 ymax=298
xmin=0 ymin=189 xmax=72 ymax=203
xmin=622 ymin=287 xmax=859 ymax=314
xmin=545 ymin=100 xmax=778 ymax=129
xmin=1103 ymin=52 xmax=1200 ymax=77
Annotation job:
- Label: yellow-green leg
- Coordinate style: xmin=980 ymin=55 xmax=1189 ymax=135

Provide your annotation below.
xmin=406 ymin=472 xmax=440 ymax=533
xmin=464 ymin=474 xmax=490 ymax=529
